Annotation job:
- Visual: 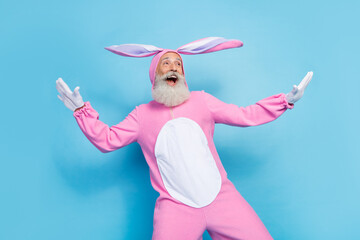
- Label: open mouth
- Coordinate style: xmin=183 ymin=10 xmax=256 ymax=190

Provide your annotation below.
xmin=166 ymin=75 xmax=178 ymax=86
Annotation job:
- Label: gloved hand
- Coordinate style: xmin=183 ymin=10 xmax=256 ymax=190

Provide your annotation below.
xmin=286 ymin=71 xmax=313 ymax=104
xmin=56 ymin=78 xmax=85 ymax=112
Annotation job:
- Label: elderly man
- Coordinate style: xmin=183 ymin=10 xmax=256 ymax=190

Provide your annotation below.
xmin=56 ymin=37 xmax=312 ymax=240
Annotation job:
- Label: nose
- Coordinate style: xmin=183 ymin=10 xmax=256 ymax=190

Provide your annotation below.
xmin=170 ymin=62 xmax=177 ymax=72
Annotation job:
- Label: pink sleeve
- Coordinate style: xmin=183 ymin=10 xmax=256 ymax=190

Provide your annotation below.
xmin=73 ymin=101 xmax=139 ymax=153
xmin=202 ymin=91 xmax=294 ymax=127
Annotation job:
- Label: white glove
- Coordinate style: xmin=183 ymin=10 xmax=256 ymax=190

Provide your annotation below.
xmin=56 ymin=78 xmax=84 ymax=112
xmin=286 ymin=71 xmax=313 ymax=104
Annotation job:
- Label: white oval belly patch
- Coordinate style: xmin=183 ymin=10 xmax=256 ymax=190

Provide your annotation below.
xmin=154 ymin=117 xmax=222 ymax=208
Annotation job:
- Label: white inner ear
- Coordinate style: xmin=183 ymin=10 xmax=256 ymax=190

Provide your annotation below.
xmin=125 ymin=44 xmax=162 ymax=52
xmin=154 ymin=117 xmax=222 ymax=208
xmin=179 ymin=37 xmax=222 ymax=51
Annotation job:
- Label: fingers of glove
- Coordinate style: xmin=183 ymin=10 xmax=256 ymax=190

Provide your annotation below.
xmin=57 ymin=92 xmax=77 ymax=111
xmin=297 ymin=72 xmax=309 ymax=89
xmin=56 ymin=78 xmax=73 ymax=95
xmin=57 ymin=95 xmax=64 ymax=102
xmin=298 ymin=72 xmax=313 ymax=90
xmin=56 ymin=82 xmax=66 ymax=96
xmin=291 ymin=85 xmax=298 ymax=94
xmin=59 ymin=88 xmax=78 ymax=105
xmin=57 ymin=78 xmax=72 ymax=93
xmin=56 ymin=82 xmax=78 ymax=102
xmin=56 ymin=81 xmax=71 ymax=98
xmin=73 ymin=86 xmax=81 ymax=98
xmin=302 ymin=71 xmax=313 ymax=90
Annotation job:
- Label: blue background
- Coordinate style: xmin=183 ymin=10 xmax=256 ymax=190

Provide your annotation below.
xmin=1 ymin=0 xmax=359 ymax=239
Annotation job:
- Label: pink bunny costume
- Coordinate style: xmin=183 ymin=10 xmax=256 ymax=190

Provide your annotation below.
xmin=74 ymin=37 xmax=293 ymax=239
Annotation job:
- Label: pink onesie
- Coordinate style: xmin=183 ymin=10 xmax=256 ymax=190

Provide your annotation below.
xmin=73 ymin=90 xmax=293 ymax=239
xmin=73 ymin=37 xmax=294 ymax=239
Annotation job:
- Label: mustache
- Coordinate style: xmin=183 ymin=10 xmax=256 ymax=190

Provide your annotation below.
xmin=159 ymin=71 xmax=183 ymax=81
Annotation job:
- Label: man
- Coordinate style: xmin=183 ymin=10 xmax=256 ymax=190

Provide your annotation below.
xmin=56 ymin=37 xmax=313 ymax=240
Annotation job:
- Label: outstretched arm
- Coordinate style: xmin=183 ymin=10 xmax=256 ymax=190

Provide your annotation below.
xmin=56 ymin=78 xmax=139 ymax=153
xmin=73 ymin=102 xmax=139 ymax=153
xmin=202 ymin=72 xmax=313 ymax=127
xmin=202 ymin=91 xmax=293 ymax=127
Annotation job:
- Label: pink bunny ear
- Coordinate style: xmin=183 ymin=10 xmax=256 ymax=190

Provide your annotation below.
xmin=105 ymin=44 xmax=163 ymax=57
xmin=177 ymin=37 xmax=243 ymax=55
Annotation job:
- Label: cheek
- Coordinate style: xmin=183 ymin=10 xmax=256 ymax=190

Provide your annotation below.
xmin=158 ymin=66 xmax=167 ymax=75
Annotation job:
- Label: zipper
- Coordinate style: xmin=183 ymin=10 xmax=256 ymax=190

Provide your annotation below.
xmin=170 ymin=107 xmax=175 ymax=119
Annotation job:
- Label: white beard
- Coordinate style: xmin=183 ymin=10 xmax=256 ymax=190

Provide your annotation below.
xmin=152 ymin=71 xmax=191 ymax=107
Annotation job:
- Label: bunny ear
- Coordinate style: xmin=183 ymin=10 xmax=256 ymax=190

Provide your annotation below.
xmin=177 ymin=37 xmax=243 ymax=55
xmin=105 ymin=44 xmax=163 ymax=57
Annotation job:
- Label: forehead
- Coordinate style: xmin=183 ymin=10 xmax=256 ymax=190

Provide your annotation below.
xmin=159 ymin=52 xmax=182 ymax=62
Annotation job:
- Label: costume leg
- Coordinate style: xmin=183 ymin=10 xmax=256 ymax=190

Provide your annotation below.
xmin=204 ymin=181 xmax=273 ymax=240
xmin=152 ymin=198 xmax=206 ymax=240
